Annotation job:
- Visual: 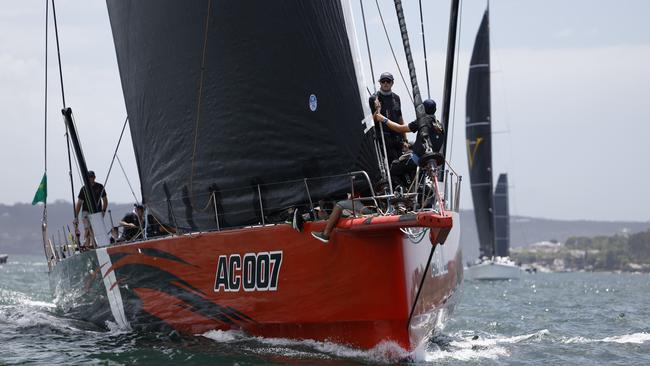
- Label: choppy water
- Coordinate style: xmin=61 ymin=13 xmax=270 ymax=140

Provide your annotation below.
xmin=1 ymin=255 xmax=649 ymax=365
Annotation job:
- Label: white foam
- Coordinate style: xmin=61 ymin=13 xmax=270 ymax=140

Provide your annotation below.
xmin=201 ymin=329 xmax=409 ymax=363
xmin=0 ymin=288 xmax=55 ymax=308
xmin=418 ymin=330 xmax=549 ymax=362
xmin=202 ymin=329 xmax=245 ymax=343
xmin=104 ymin=320 xmax=132 ymax=335
xmin=565 ymin=332 xmax=650 ymax=345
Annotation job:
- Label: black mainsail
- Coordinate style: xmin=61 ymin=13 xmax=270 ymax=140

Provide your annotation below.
xmin=466 ymin=10 xmax=495 ymax=258
xmin=494 ymin=173 xmax=509 ymax=257
xmin=106 ymin=1 xmax=379 ymax=230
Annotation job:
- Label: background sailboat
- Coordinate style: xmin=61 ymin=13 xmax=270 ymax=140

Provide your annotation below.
xmin=464 ymin=8 xmax=520 ymax=280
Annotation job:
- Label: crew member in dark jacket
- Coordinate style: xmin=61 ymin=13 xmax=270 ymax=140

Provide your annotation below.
xmin=119 ymin=204 xmax=145 ymax=242
xmin=368 ymin=72 xmax=407 ymax=163
xmin=73 ymin=170 xmax=108 ymax=248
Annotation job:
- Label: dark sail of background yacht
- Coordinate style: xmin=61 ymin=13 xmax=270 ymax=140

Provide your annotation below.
xmin=466 ymin=10 xmax=495 ymax=258
xmin=494 ymin=173 xmax=509 ymax=256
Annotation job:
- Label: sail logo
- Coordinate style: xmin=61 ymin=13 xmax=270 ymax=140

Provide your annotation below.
xmin=309 ymin=94 xmax=318 ymax=112
xmin=466 ymin=137 xmax=483 ymax=169
xmin=214 ymin=251 xmax=283 ymax=292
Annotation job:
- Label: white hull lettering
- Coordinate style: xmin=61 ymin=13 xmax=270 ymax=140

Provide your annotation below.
xmin=214 ymin=251 xmax=283 ymax=292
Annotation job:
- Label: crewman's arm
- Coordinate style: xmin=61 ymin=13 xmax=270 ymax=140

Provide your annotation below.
xmin=373 ymin=113 xmax=410 ymax=134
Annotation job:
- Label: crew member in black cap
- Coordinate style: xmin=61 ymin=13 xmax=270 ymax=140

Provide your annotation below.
xmin=369 ymin=72 xmax=407 ymax=164
xmin=119 ymin=204 xmax=145 ymax=242
xmin=73 ymin=170 xmax=108 ymax=248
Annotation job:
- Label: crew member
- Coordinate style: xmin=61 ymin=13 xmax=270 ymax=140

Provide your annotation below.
xmin=369 ymin=72 xmax=407 ymax=163
xmin=73 ymin=170 xmax=108 ymax=248
xmin=120 ymin=204 xmax=145 ymax=242
xmin=374 ymin=98 xmax=444 ymax=166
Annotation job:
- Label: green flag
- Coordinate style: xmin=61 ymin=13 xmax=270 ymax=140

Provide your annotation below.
xmin=32 ymin=173 xmax=47 ymax=205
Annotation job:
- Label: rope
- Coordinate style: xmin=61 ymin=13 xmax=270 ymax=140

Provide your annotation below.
xmin=418 ymin=0 xmax=430 ymax=99
xmin=188 ymin=0 xmax=213 ymax=213
xmin=373 ymin=0 xmax=413 ymax=104
xmin=146 ymin=210 xmax=176 ymax=236
xmin=99 ymin=116 xmax=129 ymax=200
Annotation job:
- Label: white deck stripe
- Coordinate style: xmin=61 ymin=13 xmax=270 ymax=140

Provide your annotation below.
xmin=470 ymin=63 xmax=489 ymax=69
xmin=471 ymin=182 xmax=492 ymax=187
xmin=96 ymin=248 xmax=130 ymax=329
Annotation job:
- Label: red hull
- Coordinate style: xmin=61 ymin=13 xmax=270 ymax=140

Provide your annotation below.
xmin=51 ymin=211 xmax=462 ymax=350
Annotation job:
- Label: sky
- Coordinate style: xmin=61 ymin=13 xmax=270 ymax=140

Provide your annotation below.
xmin=1 ymin=0 xmax=649 ymax=222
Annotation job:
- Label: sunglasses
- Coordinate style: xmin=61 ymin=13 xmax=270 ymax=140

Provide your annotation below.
xmin=380 ymin=79 xmax=393 ymax=84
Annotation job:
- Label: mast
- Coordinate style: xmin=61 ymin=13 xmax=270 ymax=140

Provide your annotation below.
xmin=440 ymin=0 xmax=461 ymax=175
xmin=62 ymin=108 xmax=98 ymax=214
xmin=392 ymin=0 xmax=437 ymax=167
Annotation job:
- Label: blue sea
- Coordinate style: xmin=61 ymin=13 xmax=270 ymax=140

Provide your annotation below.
xmin=1 ymin=255 xmax=649 ymax=365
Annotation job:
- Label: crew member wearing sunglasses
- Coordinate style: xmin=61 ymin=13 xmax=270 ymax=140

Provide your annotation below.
xmin=368 ymin=72 xmax=407 ymax=164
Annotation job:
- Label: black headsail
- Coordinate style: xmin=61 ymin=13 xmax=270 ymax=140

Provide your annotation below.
xmin=106 ymin=1 xmax=378 ymax=230
xmin=466 ymin=10 xmax=495 ymax=258
xmin=493 ymin=173 xmax=509 ymax=257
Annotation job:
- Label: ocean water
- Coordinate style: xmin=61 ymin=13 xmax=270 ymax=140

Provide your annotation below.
xmin=1 ymin=255 xmax=649 ymax=365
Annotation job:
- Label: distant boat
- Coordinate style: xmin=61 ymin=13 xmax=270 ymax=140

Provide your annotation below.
xmin=0 ymin=254 xmax=7 ymax=264
xmin=464 ymin=8 xmax=520 ymax=281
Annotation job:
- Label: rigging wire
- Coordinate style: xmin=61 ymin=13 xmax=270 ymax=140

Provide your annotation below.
xmin=43 ymin=0 xmax=48 ymax=199
xmin=51 ymin=0 xmax=77 ymax=219
xmin=359 ymin=0 xmax=376 ymax=93
xmin=418 ymin=0 xmax=431 ymax=99
xmin=189 ymin=0 xmax=214 ymax=213
xmin=447 ymin=0 xmax=464 ymax=162
xmin=373 ymin=0 xmax=414 ymax=104
xmin=116 ymin=155 xmax=140 ymax=204
xmin=100 ymin=116 xmax=129 ymax=200
xmin=51 ymin=0 xmax=66 ymax=108
xmin=41 ymin=0 xmax=49 ymax=261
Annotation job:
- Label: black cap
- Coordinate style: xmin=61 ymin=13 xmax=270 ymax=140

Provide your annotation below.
xmin=88 ymin=171 xmax=96 ymax=178
xmin=378 ymin=72 xmax=394 ymax=82
xmin=134 ymin=203 xmax=144 ymax=210
xmin=423 ymin=99 xmax=437 ymax=115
